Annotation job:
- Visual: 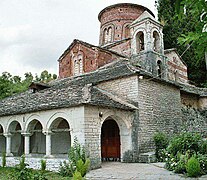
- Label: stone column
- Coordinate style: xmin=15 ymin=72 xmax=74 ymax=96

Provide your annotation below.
xmin=4 ymin=133 xmax=13 ymax=156
xmin=22 ymin=133 xmax=31 ymax=156
xmin=44 ymin=131 xmax=52 ymax=157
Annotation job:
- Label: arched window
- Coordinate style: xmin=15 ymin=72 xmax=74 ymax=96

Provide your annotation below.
xmin=108 ymin=27 xmax=112 ymax=42
xmin=124 ymin=24 xmax=130 ymax=38
xmin=103 ymin=27 xmax=113 ymax=45
xmin=153 ymin=31 xmax=160 ymax=52
xmin=136 ymin=31 xmax=144 ymax=53
xmin=104 ymin=28 xmax=108 ymax=44
xmin=157 ymin=60 xmax=162 ymax=78
xmin=74 ymin=54 xmax=83 ymax=76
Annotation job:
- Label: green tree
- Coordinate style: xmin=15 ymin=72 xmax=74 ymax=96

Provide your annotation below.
xmin=156 ymin=0 xmax=207 ymax=87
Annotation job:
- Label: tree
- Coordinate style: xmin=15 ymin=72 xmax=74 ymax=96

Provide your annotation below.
xmin=156 ymin=0 xmax=207 ymax=87
xmin=0 ymin=70 xmax=57 ymax=100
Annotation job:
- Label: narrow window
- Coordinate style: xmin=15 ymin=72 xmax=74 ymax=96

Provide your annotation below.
xmin=108 ymin=27 xmax=112 ymax=42
xmin=157 ymin=60 xmax=162 ymax=78
xmin=153 ymin=31 xmax=160 ymax=52
xmin=104 ymin=28 xmax=108 ymax=44
xmin=136 ymin=31 xmax=144 ymax=53
xmin=125 ymin=25 xmax=130 ymax=38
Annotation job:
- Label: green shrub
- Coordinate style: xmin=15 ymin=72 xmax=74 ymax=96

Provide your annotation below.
xmin=72 ymin=170 xmax=83 ymax=180
xmin=174 ymin=154 xmax=187 ymax=173
xmin=167 ymin=132 xmax=202 ymax=156
xmin=196 ymin=153 xmax=207 ymax=174
xmin=40 ymin=159 xmax=46 ymax=172
xmin=76 ymin=159 xmax=90 ymax=177
xmin=186 ymin=156 xmax=201 ymax=177
xmin=13 ymin=154 xmax=33 ymax=180
xmin=2 ymin=152 xmax=6 ymax=167
xmin=153 ymin=132 xmax=169 ymax=161
xmin=200 ymin=140 xmax=207 ymax=155
xmin=58 ymin=160 xmax=73 ymax=177
xmin=59 ymin=137 xmax=90 ymax=178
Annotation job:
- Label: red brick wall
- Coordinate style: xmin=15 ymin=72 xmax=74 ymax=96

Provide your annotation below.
xmin=98 ymin=3 xmax=154 ymax=45
xmin=59 ymin=42 xmax=119 ymax=78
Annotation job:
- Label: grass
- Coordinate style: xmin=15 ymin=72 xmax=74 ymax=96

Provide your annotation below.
xmin=0 ymin=167 xmax=71 ymax=180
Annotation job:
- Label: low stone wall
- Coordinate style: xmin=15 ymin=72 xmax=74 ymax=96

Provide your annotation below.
xmin=182 ymin=107 xmax=207 ymax=136
xmin=0 ymin=156 xmax=68 ymax=172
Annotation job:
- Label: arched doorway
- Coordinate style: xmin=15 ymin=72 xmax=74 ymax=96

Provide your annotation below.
xmin=8 ymin=121 xmax=24 ymax=156
xmin=101 ymin=119 xmax=120 ymax=161
xmin=28 ymin=120 xmax=45 ymax=156
xmin=50 ymin=118 xmax=71 ymax=155
xmin=0 ymin=124 xmax=6 ymax=153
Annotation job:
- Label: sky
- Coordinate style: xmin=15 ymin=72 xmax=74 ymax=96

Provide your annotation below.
xmin=0 ymin=0 xmax=157 ymax=78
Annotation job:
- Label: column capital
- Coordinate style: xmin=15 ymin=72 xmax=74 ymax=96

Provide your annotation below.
xmin=21 ymin=132 xmax=32 ymax=137
xmin=3 ymin=133 xmax=13 ymax=137
xmin=43 ymin=130 xmax=53 ymax=136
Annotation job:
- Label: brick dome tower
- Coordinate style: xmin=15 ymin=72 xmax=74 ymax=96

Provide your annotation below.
xmin=98 ymin=3 xmax=154 ymax=46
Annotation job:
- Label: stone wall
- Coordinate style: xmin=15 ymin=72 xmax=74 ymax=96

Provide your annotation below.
xmin=181 ymin=106 xmax=207 ymax=136
xmin=97 ymin=75 xmax=139 ymax=102
xmin=138 ymin=78 xmax=182 ymax=153
xmin=0 ymin=156 xmax=68 ymax=171
xmin=84 ymin=106 xmax=133 ymax=167
xmin=181 ymin=92 xmax=199 ymax=109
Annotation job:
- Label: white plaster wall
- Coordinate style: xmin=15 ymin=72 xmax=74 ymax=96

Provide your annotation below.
xmin=0 ymin=106 xmax=85 ymax=156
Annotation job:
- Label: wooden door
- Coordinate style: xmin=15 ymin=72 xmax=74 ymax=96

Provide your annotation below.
xmin=101 ymin=120 xmax=120 ymax=161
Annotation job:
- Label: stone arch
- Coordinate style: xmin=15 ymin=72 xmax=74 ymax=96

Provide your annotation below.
xmin=6 ymin=118 xmax=23 ymax=133
xmin=100 ymin=112 xmax=132 ymax=161
xmin=27 ymin=119 xmax=45 ymax=155
xmin=123 ymin=23 xmax=131 ymax=39
xmin=152 ymin=30 xmax=161 ymax=52
xmin=25 ymin=114 xmax=45 ymax=131
xmin=47 ymin=115 xmax=71 ymax=155
xmin=102 ymin=24 xmax=115 ymax=45
xmin=7 ymin=120 xmax=24 ymax=156
xmin=136 ymin=31 xmax=145 ymax=53
xmin=0 ymin=124 xmax=6 ymax=154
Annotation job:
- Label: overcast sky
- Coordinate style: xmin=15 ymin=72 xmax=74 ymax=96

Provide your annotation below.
xmin=0 ymin=0 xmax=156 ymax=78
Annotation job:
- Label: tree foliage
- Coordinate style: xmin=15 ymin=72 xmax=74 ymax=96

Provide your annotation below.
xmin=0 ymin=70 xmax=57 ymax=100
xmin=156 ymin=0 xmax=207 ymax=87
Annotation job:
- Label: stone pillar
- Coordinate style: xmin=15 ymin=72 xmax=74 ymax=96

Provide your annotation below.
xmin=4 ymin=133 xmax=13 ymax=156
xmin=44 ymin=131 xmax=52 ymax=157
xmin=22 ymin=133 xmax=31 ymax=156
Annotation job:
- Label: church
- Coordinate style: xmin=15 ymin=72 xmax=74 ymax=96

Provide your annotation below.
xmin=0 ymin=3 xmax=207 ymax=170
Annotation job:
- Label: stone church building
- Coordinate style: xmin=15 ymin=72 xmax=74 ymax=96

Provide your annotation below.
xmin=0 ymin=3 xmax=207 ymax=169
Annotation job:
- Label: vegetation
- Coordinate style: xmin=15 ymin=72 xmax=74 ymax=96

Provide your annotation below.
xmin=153 ymin=132 xmax=169 ymax=162
xmin=153 ymin=131 xmax=207 ymax=177
xmin=59 ymin=137 xmax=90 ymax=178
xmin=0 ymin=70 xmax=57 ymax=100
xmin=156 ymin=0 xmax=207 ymax=87
xmin=2 ymin=152 xmax=6 ymax=168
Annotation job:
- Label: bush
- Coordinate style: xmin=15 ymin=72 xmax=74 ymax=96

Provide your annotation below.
xmin=153 ymin=132 xmax=169 ymax=161
xmin=72 ymin=170 xmax=82 ymax=180
xmin=59 ymin=137 xmax=90 ymax=178
xmin=2 ymin=152 xmax=6 ymax=167
xmin=200 ymin=140 xmax=207 ymax=155
xmin=167 ymin=132 xmax=202 ymax=156
xmin=196 ymin=153 xmax=207 ymax=174
xmin=76 ymin=159 xmax=90 ymax=177
xmin=40 ymin=159 xmax=46 ymax=172
xmin=59 ymin=161 xmax=73 ymax=177
xmin=186 ymin=156 xmax=201 ymax=177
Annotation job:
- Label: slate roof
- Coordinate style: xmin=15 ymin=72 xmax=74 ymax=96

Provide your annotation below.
xmin=0 ymin=58 xmax=206 ymax=117
xmin=0 ymin=59 xmax=137 ymax=117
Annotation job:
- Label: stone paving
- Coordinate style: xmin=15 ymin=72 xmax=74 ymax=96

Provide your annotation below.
xmin=86 ymin=162 xmax=207 ymax=180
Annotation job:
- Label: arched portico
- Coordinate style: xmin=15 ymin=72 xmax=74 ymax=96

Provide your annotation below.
xmin=0 ymin=124 xmax=6 ymax=154
xmin=26 ymin=119 xmax=45 ymax=156
xmin=8 ymin=121 xmax=24 ymax=156
xmin=48 ymin=118 xmax=71 ymax=156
